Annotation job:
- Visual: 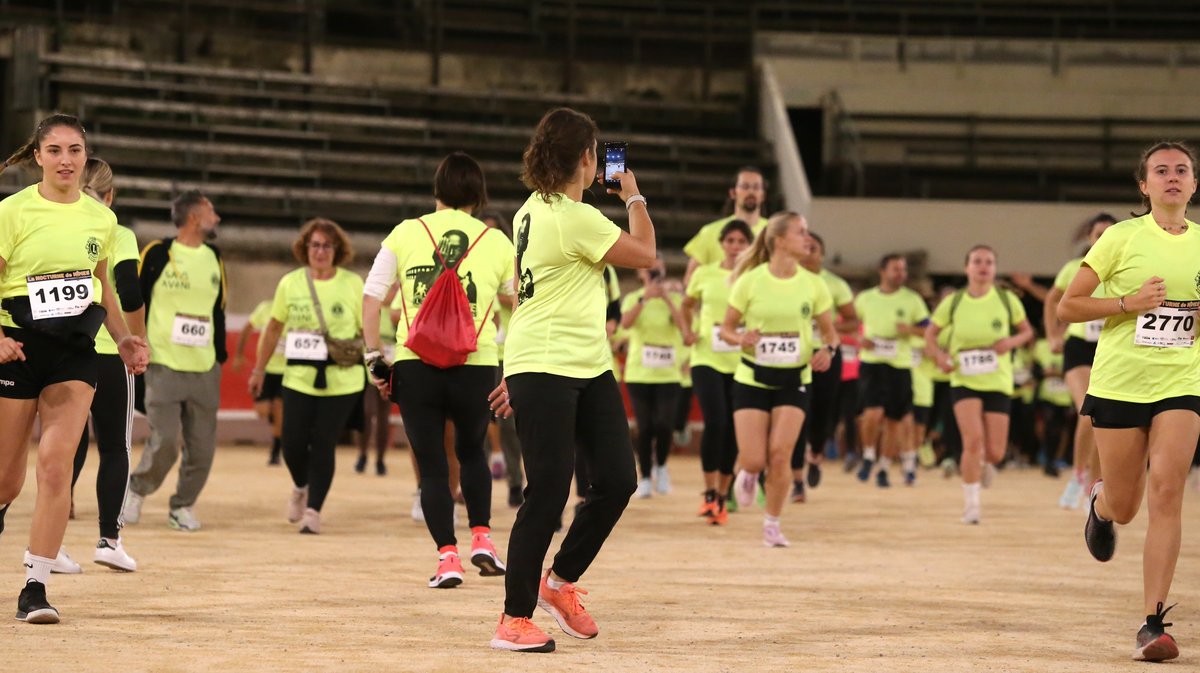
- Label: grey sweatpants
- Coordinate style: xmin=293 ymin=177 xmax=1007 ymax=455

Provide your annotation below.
xmin=129 ymin=363 xmax=221 ymax=509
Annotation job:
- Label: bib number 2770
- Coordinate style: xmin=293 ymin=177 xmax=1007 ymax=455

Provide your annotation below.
xmin=1135 ymin=302 xmax=1199 ymax=348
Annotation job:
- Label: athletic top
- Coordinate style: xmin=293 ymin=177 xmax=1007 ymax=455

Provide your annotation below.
xmin=94 ymin=225 xmax=140 ymax=356
xmin=381 ymin=208 xmax=515 ymax=368
xmin=0 ymin=184 xmax=116 ymax=329
xmin=1012 ymin=345 xmax=1036 ymax=404
xmin=682 ymin=215 xmax=769 ymax=266
xmin=854 ymin=286 xmax=929 ymax=369
xmin=685 ymin=263 xmax=739 ymax=375
xmin=728 ymin=264 xmax=832 ymax=390
xmin=930 ymin=286 xmax=1027 ymax=395
xmin=504 ymin=193 xmax=622 ymax=379
xmin=140 ymin=238 xmax=226 ymax=373
xmin=247 ymin=299 xmax=286 ymax=375
xmin=1054 ymin=257 xmax=1108 ymax=343
xmin=270 ymin=266 xmax=365 ymax=397
xmin=910 ymin=335 xmax=934 ymax=408
xmin=1083 ymin=213 xmax=1200 ymax=404
xmin=1034 ymin=338 xmax=1072 ymax=407
xmin=819 ymin=268 xmax=854 ymax=310
xmin=620 ymin=288 xmax=685 ymax=384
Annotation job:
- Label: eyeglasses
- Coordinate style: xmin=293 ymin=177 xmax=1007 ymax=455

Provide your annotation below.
xmin=307 ymin=242 xmax=336 ymax=251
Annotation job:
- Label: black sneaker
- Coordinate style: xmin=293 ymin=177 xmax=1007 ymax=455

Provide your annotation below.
xmin=790 ymin=480 xmax=806 ymax=504
xmin=856 ymin=458 xmax=874 ymax=482
xmin=508 ymin=486 xmax=523 ymax=508
xmin=1084 ymin=479 xmax=1116 ymax=562
xmin=1134 ymin=603 xmax=1179 ymax=662
xmin=0 ymin=503 xmax=8 ymax=535
xmin=16 ymin=581 xmax=59 ymax=624
xmin=806 ymin=462 xmax=822 ymax=489
xmin=375 ymin=460 xmax=387 ymax=477
xmin=354 ymin=454 xmax=367 ymax=474
xmin=876 ymin=469 xmax=891 ymax=489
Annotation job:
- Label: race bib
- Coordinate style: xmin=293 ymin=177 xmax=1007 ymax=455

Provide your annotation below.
xmin=711 ymin=325 xmax=741 ymax=353
xmin=872 ymin=338 xmax=898 ymax=358
xmin=839 ymin=344 xmax=859 ymax=361
xmin=1013 ymin=368 xmax=1032 ymax=386
xmin=957 ymin=349 xmax=999 ymax=376
xmin=1134 ymin=301 xmax=1199 ymax=348
xmin=1084 ymin=319 xmax=1104 ymax=343
xmin=641 ymin=344 xmax=676 ymax=369
xmin=756 ymin=334 xmax=800 ymax=365
xmin=1043 ymin=377 xmax=1069 ymax=396
xmin=26 ymin=270 xmax=92 ymax=320
xmin=171 ymin=314 xmax=211 ymax=347
xmin=285 ymin=330 xmax=328 ymax=361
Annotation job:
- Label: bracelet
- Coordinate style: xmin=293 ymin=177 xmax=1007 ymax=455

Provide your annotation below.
xmin=1118 ymin=296 xmax=1126 ymax=313
xmin=625 ymin=194 xmax=647 ymax=209
xmin=824 ymin=343 xmax=838 ymax=354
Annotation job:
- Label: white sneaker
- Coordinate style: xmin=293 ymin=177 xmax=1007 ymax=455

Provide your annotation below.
xmin=962 ymin=501 xmax=981 ymax=525
xmin=168 ymin=507 xmax=201 ymax=532
xmin=1059 ymin=478 xmax=1084 ymax=510
xmin=672 ymin=427 xmax=691 ymax=447
xmin=653 ymin=465 xmax=671 ymax=495
xmin=298 ymin=508 xmax=320 ymax=535
xmin=287 ymin=486 xmax=308 ymax=524
xmin=94 ymin=538 xmax=137 ymax=572
xmin=635 ymin=478 xmax=653 ymax=499
xmin=411 ymin=490 xmax=424 ymax=523
xmin=121 ymin=491 xmax=144 ymax=525
xmin=50 ymin=546 xmax=82 ymax=574
xmin=981 ymin=463 xmax=997 ymax=489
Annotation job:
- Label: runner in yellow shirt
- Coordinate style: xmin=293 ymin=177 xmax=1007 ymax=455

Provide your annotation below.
xmin=682 ymin=167 xmax=768 ymax=283
xmin=1033 ymin=338 xmax=1074 ymax=476
xmin=1059 ymin=142 xmax=1200 ymax=662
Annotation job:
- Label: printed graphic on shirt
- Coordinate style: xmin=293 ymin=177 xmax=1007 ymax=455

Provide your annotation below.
xmin=406 ymin=229 xmax=479 ymax=307
xmin=516 ymin=213 xmax=535 ymax=305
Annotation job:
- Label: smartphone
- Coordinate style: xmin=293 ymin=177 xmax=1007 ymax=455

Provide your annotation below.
xmin=604 ymin=141 xmax=627 ymax=190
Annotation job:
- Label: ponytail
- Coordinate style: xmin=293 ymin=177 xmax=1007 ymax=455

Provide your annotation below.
xmin=730 ymin=210 xmax=798 ymax=284
xmin=0 ymin=113 xmax=89 ymax=178
xmin=0 ymin=137 xmax=38 ymax=178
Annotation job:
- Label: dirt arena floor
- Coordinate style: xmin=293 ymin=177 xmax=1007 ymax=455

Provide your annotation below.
xmin=1 ymin=443 xmax=1197 ymax=672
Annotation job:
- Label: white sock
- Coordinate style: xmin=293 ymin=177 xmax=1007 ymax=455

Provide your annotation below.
xmin=863 ymin=447 xmax=877 ymax=462
xmin=763 ymin=514 xmax=781 ymax=527
xmin=878 ymin=457 xmax=892 ymax=471
xmin=24 ymin=552 xmax=53 ymax=586
xmin=546 ymin=574 xmax=566 ymax=591
xmin=962 ymin=482 xmax=981 ymax=507
xmin=901 ymin=451 xmax=917 ymax=473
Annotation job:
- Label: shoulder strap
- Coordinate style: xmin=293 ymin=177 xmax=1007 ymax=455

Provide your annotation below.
xmin=304 ymin=270 xmax=331 ymax=335
xmin=417 ymin=217 xmax=491 ymax=273
xmin=998 ymin=287 xmax=1015 ymax=335
xmin=947 ymin=288 xmax=966 ymax=324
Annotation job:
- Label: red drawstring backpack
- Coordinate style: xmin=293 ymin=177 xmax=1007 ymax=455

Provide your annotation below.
xmin=398 ymin=218 xmax=494 ymax=368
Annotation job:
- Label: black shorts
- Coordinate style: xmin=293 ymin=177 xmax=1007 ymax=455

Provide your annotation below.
xmin=858 ymin=362 xmax=913 ymax=420
xmin=1081 ymin=394 xmax=1200 ymax=429
xmin=255 ymin=372 xmax=283 ymax=401
xmin=732 ymin=380 xmax=809 ymax=413
xmin=0 ymin=327 xmax=98 ymax=399
xmin=950 ymin=386 xmax=1011 ymax=415
xmin=912 ymin=405 xmax=931 ymax=426
xmin=1062 ymin=336 xmax=1098 ymax=374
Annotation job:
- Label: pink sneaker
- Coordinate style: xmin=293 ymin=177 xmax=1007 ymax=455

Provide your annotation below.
xmin=428 ymin=547 xmax=464 ymax=589
xmin=537 ymin=571 xmax=598 ymax=639
xmin=734 ymin=470 xmax=758 ymax=509
xmin=490 ymin=614 xmax=555 ymax=653
xmin=763 ymin=523 xmax=789 ymax=548
xmin=470 ymin=527 xmax=506 ymax=577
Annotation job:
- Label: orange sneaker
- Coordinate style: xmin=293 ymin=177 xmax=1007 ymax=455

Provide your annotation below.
xmin=490 ymin=614 xmax=555 ymax=653
xmin=537 ymin=571 xmax=598 ymax=639
xmin=709 ymin=500 xmax=728 ymax=526
xmin=428 ymin=547 xmax=464 ymax=589
xmin=697 ymin=497 xmax=717 ymax=518
xmin=470 ymin=528 xmax=506 ymax=577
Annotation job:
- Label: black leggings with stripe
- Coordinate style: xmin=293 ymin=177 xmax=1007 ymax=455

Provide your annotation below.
xmin=72 ymin=353 xmax=134 ymax=540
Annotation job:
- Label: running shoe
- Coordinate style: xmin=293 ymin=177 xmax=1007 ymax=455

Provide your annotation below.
xmin=697 ymin=493 xmax=717 ymax=518
xmin=843 ymin=451 xmax=861 ymax=473
xmin=354 ymin=453 xmax=367 ymax=474
xmin=299 ymin=508 xmax=320 ymax=535
xmin=905 ymin=470 xmax=917 ymax=486
xmin=490 ymin=614 xmax=555 ymax=653
xmin=1084 ymin=479 xmax=1116 ymax=562
xmin=470 ymin=530 xmax=506 ymax=576
xmin=917 ymin=442 xmax=936 ymax=468
xmin=824 ymin=439 xmax=839 ymax=460
xmin=733 ymin=471 xmax=757 ymax=509
xmin=790 ymin=481 xmax=806 ymax=504
xmin=981 ymin=463 xmax=997 ymax=489
xmin=15 ymin=581 xmax=58 ymax=624
xmin=1059 ymin=478 xmax=1084 ymax=510
xmin=856 ymin=458 xmax=874 ymax=482
xmin=50 ymin=547 xmax=81 ymax=575
xmin=429 ymin=550 xmax=464 ymax=589
xmin=537 ymin=571 xmax=598 ymax=639
xmin=673 ymin=427 xmax=691 ymax=448
xmin=1133 ymin=603 xmax=1179 ymax=662
xmin=411 ymin=490 xmax=424 ymax=522
xmin=121 ymin=491 xmax=143 ymax=525
xmin=375 ymin=460 xmax=387 ymax=476
xmin=806 ymin=462 xmax=822 ymax=489
xmin=653 ymin=465 xmax=671 ymax=495
xmin=490 ymin=452 xmax=506 ymax=480
xmin=635 ymin=478 xmax=653 ymax=499
xmin=1043 ymin=462 xmax=1060 ymax=478
xmin=268 ymin=444 xmax=282 ymax=466
xmin=709 ymin=500 xmax=728 ymax=526
xmin=940 ymin=457 xmax=958 ymax=478
xmin=724 ymin=484 xmax=739 ymax=513
xmin=763 ymin=523 xmax=790 ymax=547
xmin=876 ymin=469 xmax=891 ymax=489
xmin=168 ymin=507 xmax=200 ymax=532
xmin=962 ymin=501 xmax=981 ymax=525
xmin=94 ymin=538 xmax=137 ymax=572
xmin=287 ymin=485 xmax=308 ymax=524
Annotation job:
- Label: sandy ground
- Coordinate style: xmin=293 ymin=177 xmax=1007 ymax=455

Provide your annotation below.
xmin=0 ymin=444 xmax=1197 ymax=672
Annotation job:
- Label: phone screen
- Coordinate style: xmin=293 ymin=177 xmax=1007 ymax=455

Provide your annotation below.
xmin=604 ymin=142 xmax=626 ymax=187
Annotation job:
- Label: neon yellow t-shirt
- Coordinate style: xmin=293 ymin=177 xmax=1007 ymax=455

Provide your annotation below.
xmin=930 ymin=286 xmax=1028 ymax=395
xmin=1034 ymin=338 xmax=1072 ymax=407
xmin=95 ymin=225 xmax=140 ymax=356
xmin=270 ymin=267 xmax=365 ymax=397
xmin=144 ymin=240 xmax=223 ymax=373
xmin=854 ymin=286 xmax=930 ymax=369
xmin=248 ymin=299 xmax=286 ymax=375
xmin=728 ymin=264 xmax=832 ymax=390
xmin=685 ymin=263 xmax=739 ymax=375
xmin=504 ymin=193 xmax=622 ymax=379
xmin=682 ymin=215 xmax=769 ymax=266
xmin=1083 ymin=214 xmax=1200 ymax=403
xmin=819 ymin=268 xmax=854 ymax=309
xmin=620 ymin=288 xmax=684 ymax=384
xmin=1012 ymin=345 xmax=1036 ymax=403
xmin=910 ymin=335 xmax=934 ymax=408
xmin=382 ymin=209 xmax=514 ymax=368
xmin=1054 ymin=257 xmax=1108 ymax=343
xmin=0 ymin=184 xmax=116 ymax=329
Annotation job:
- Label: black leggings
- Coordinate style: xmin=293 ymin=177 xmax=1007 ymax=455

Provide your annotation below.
xmin=504 ymin=371 xmax=636 ymax=618
xmin=281 ymin=388 xmax=360 ymax=513
xmin=932 ymin=381 xmax=961 ymax=463
xmin=795 ymin=351 xmax=842 ymax=468
xmin=672 ymin=384 xmax=692 ymax=433
xmin=71 ymin=354 xmax=133 ymax=540
xmin=691 ymin=366 xmax=736 ymax=475
xmin=626 ymin=382 xmax=679 ymax=479
xmin=392 ymin=360 xmax=495 ymax=550
xmin=838 ymin=375 xmax=859 ymax=455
